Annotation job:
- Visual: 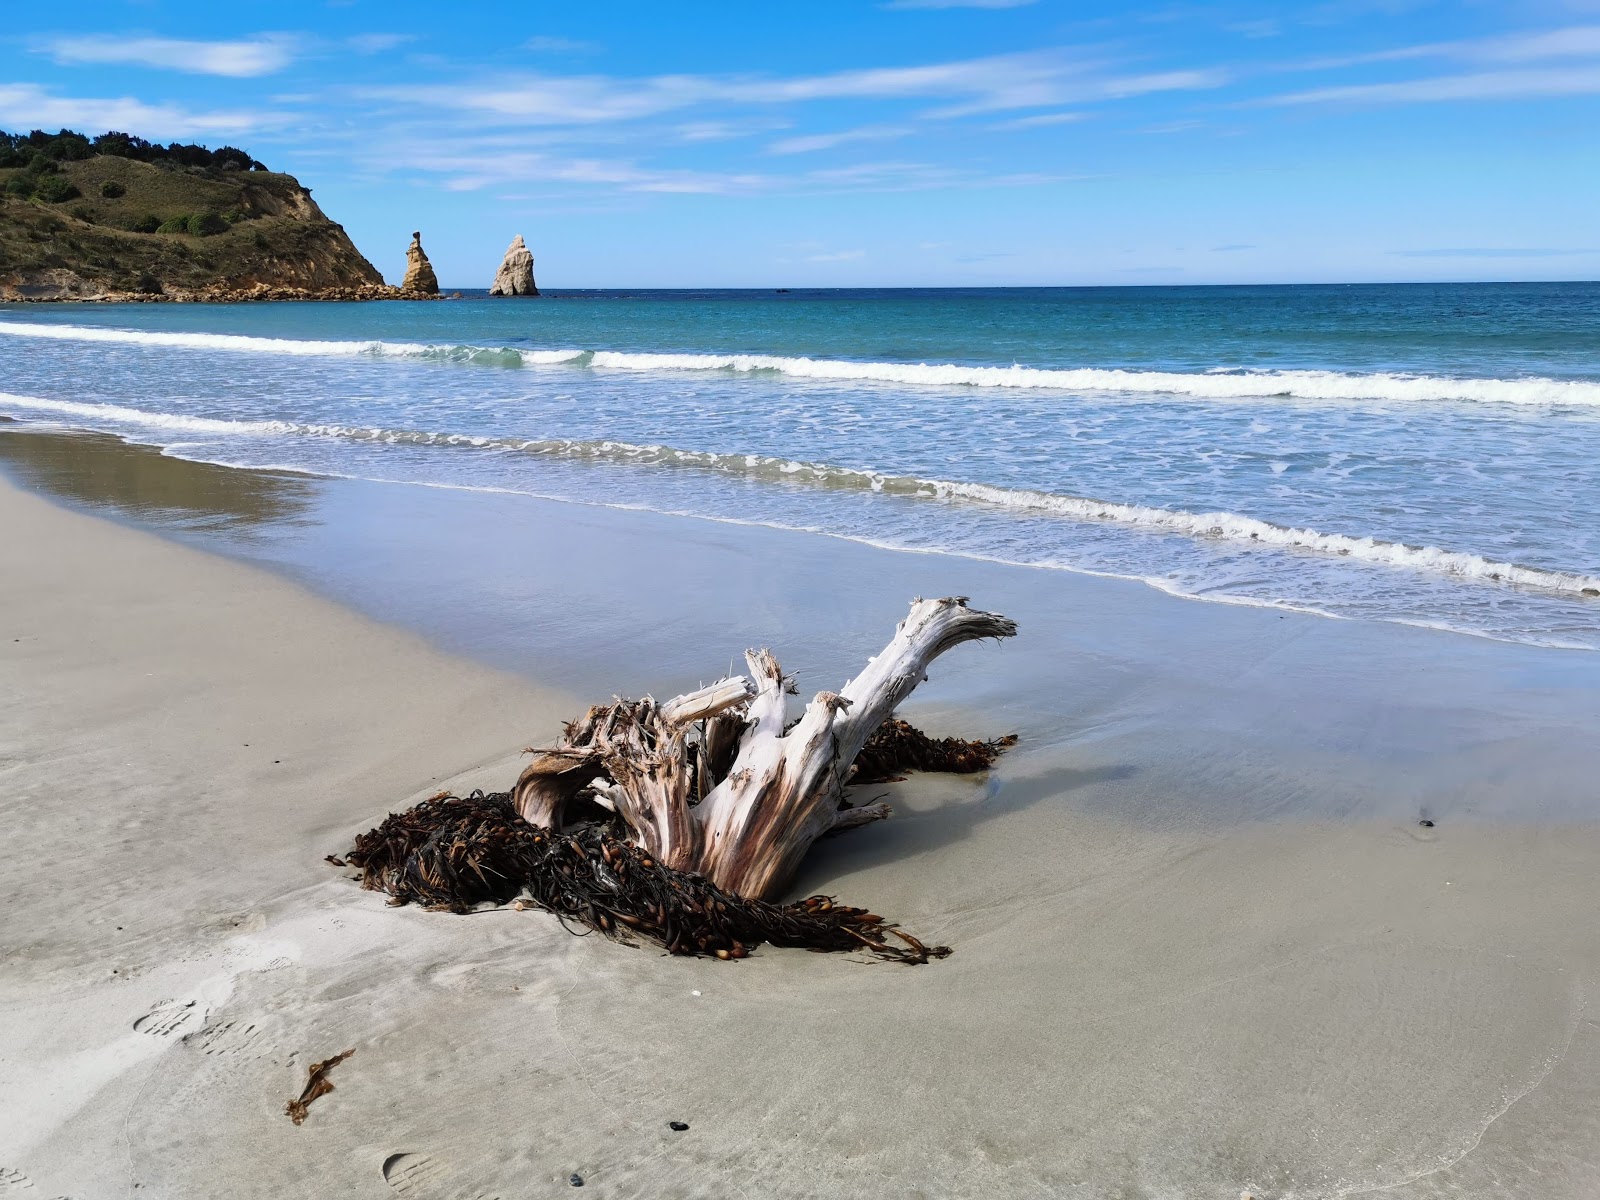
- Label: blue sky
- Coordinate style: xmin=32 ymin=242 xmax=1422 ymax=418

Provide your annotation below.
xmin=3 ymin=1 xmax=1597 ymax=287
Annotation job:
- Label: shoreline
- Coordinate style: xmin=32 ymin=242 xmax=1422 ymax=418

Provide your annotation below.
xmin=4 ymin=437 xmax=1600 ymax=1196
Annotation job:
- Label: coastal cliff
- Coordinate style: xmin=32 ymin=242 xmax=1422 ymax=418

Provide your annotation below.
xmin=0 ymin=130 xmax=403 ymax=302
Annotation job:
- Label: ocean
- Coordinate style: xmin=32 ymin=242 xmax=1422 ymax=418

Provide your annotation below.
xmin=3 ymin=282 xmax=1598 ymax=650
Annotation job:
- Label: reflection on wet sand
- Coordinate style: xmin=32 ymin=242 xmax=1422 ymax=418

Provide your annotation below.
xmin=0 ymin=426 xmax=315 ymax=535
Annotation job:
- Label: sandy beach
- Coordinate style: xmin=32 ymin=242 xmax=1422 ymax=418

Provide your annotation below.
xmin=2 ymin=430 xmax=1599 ymax=1198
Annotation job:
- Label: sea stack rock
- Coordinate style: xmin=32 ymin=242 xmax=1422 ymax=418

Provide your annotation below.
xmin=401 ymin=230 xmax=439 ymax=295
xmin=489 ymin=234 xmax=539 ymax=296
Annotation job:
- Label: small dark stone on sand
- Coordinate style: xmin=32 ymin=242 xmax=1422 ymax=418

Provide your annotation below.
xmin=569 ymin=1174 xmax=584 ymax=1187
xmin=1419 ymin=819 xmax=1434 ymax=828
xmin=669 ymin=1121 xmax=689 ymax=1131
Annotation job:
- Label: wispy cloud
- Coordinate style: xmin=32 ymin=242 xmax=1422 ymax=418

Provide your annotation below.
xmin=524 ymin=36 xmax=601 ymax=54
xmin=1139 ymin=118 xmax=1204 ymax=133
xmin=989 ymin=110 xmax=1085 ymax=129
xmin=0 ymin=83 xmax=277 ymax=135
xmin=38 ymin=34 xmax=298 ymax=78
xmin=1266 ymin=65 xmax=1600 ymax=105
xmin=1304 ymin=23 xmax=1600 ymax=69
xmin=348 ymin=33 xmax=413 ymax=56
xmin=767 ymin=124 xmax=911 ymax=154
xmin=408 ymin=147 xmax=775 ymax=195
xmin=807 ymin=249 xmax=866 ymax=261
xmin=363 ymin=51 xmax=1228 ymax=127
xmin=1261 ymin=23 xmax=1600 ymax=105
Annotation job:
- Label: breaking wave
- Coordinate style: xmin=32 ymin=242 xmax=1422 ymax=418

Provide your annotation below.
xmin=4 ymin=319 xmax=1599 ymax=406
xmin=5 ymin=389 xmax=1597 ymax=602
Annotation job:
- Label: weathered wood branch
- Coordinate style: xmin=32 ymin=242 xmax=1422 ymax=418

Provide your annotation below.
xmin=512 ymin=597 xmax=1016 ymax=902
xmin=696 ymin=596 xmax=1017 ymax=899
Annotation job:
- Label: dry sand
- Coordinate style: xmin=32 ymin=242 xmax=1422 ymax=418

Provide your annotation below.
xmin=3 ymin=467 xmax=1600 ymax=1199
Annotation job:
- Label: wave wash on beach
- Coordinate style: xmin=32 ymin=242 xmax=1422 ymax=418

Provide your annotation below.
xmin=3 ymin=283 xmax=1599 ymax=651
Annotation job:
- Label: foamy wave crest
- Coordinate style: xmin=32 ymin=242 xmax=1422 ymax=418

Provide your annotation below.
xmin=0 ymin=391 xmax=291 ymax=435
xmin=0 ymin=320 xmax=579 ymax=368
xmin=5 ymin=319 xmax=1599 ymax=406
xmin=7 ymin=388 xmax=1595 ymax=601
xmin=588 ymin=351 xmax=1600 ymax=407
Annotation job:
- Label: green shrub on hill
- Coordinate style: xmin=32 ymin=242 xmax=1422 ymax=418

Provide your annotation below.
xmin=0 ymin=129 xmax=268 ymax=174
xmin=99 ymin=180 xmax=126 ymax=198
xmin=147 ymin=212 xmax=231 ymax=237
xmin=187 ymin=212 xmax=228 ymax=236
xmin=4 ymin=176 xmax=31 ymax=198
xmin=127 ymin=213 xmax=161 ymax=233
xmin=32 ymin=174 xmax=81 ymax=203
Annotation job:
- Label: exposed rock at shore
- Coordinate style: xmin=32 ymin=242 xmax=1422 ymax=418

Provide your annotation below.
xmin=20 ymin=281 xmax=448 ymax=304
xmin=488 ymin=234 xmax=538 ymax=296
xmin=0 ymin=138 xmax=396 ymax=302
xmin=401 ymin=231 xmax=439 ymax=295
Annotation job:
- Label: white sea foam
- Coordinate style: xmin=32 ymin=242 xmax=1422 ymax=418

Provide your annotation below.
xmin=0 ymin=392 xmax=291 ymax=435
xmin=0 ymin=320 xmax=580 ymax=367
xmin=4 ymin=318 xmax=1599 ymax=406
xmin=6 ymin=389 xmax=1597 ymax=602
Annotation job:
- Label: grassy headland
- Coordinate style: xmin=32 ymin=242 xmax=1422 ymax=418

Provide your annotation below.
xmin=0 ymin=130 xmax=395 ymax=301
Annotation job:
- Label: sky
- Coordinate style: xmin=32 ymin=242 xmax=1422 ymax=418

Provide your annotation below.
xmin=2 ymin=1 xmax=1597 ymax=288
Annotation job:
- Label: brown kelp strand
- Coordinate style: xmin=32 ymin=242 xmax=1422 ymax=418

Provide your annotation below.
xmin=853 ymin=718 xmax=1018 ymax=784
xmin=342 ymin=791 xmax=950 ymax=965
xmin=284 ymin=1049 xmax=354 ymax=1126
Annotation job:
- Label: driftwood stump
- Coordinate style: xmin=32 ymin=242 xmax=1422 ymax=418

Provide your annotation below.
xmin=344 ymin=597 xmax=1017 ymax=961
xmin=512 ymin=596 xmax=1017 ymax=901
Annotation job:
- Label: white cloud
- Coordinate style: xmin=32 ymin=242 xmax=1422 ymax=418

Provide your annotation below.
xmin=39 ymin=34 xmax=298 ymax=78
xmin=524 ymin=36 xmax=601 ymax=54
xmin=1304 ymin=23 xmax=1600 ymax=70
xmin=675 ymin=118 xmax=789 ymax=142
xmin=767 ymin=125 xmax=911 ymax=154
xmin=807 ymin=249 xmax=866 ymax=261
xmin=0 ymin=83 xmax=276 ymax=136
xmin=363 ymin=51 xmax=1228 ymax=128
xmin=348 ymin=33 xmax=413 ymax=56
xmin=989 ymin=110 xmax=1085 ymax=129
xmin=1266 ymin=65 xmax=1600 ymax=105
xmin=407 ymin=148 xmax=774 ymax=195
xmin=1138 ymin=118 xmax=1204 ymax=133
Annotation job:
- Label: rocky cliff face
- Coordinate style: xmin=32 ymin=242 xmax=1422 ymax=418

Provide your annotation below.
xmin=0 ymin=154 xmax=400 ymax=302
xmin=488 ymin=234 xmax=538 ymax=296
xmin=400 ymin=231 xmax=439 ymax=295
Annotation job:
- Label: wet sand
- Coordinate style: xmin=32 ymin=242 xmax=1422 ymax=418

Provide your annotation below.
xmin=2 ymin=431 xmax=1599 ymax=1198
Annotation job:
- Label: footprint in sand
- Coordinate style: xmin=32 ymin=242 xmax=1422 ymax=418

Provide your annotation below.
xmin=132 ymin=999 xmax=199 ymax=1038
xmin=187 ymin=1018 xmax=271 ymax=1059
xmin=382 ymin=1154 xmax=500 ymax=1200
xmin=0 ymin=1166 xmax=70 ymax=1198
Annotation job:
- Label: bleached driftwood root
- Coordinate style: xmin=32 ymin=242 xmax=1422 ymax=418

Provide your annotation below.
xmin=511 ymin=596 xmax=1017 ymax=901
xmin=342 ymin=597 xmax=1017 ymax=963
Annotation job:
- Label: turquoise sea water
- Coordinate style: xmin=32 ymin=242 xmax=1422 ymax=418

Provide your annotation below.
xmin=2 ymin=283 xmax=1598 ymax=648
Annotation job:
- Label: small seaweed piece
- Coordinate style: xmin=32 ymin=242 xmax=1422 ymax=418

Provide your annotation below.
xmin=284 ymin=1048 xmax=354 ymax=1125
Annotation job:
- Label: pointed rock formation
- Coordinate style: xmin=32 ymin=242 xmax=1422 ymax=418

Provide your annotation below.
xmin=489 ymin=234 xmax=539 ymax=296
xmin=401 ymin=231 xmax=439 ymax=295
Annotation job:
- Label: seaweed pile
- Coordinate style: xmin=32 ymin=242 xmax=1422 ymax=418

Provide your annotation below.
xmin=341 ymin=790 xmax=949 ymax=964
xmin=853 ymin=718 xmax=1018 ymax=783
